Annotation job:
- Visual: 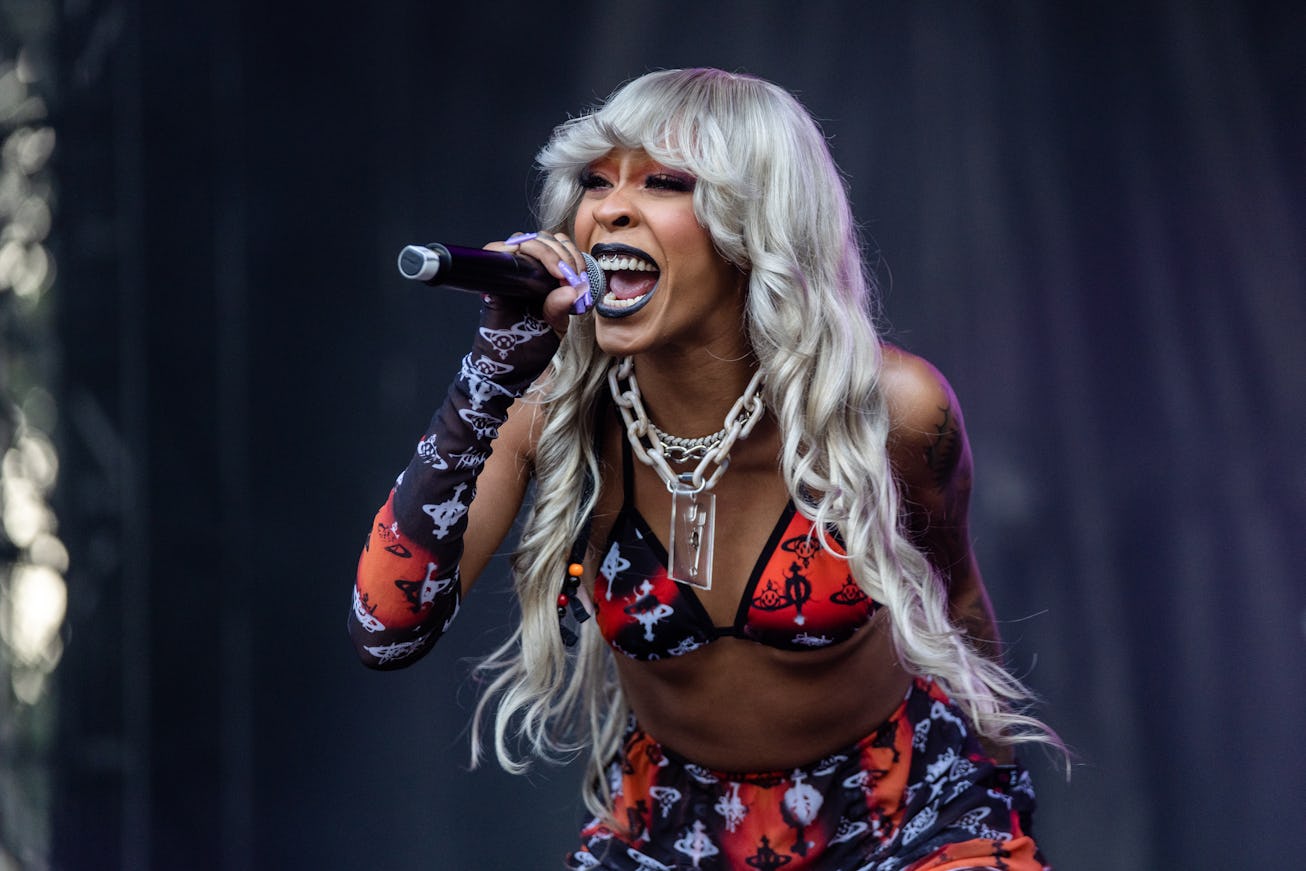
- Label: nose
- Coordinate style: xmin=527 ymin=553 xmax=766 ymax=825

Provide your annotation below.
xmin=590 ymin=183 xmax=636 ymax=231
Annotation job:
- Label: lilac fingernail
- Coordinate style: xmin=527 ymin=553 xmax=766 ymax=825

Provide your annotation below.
xmin=570 ymin=287 xmax=594 ymax=315
xmin=558 ymin=261 xmax=589 ymax=288
xmin=504 ymin=232 xmax=538 ymax=245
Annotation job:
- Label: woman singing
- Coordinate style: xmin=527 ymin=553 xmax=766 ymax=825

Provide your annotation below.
xmin=351 ymin=68 xmax=1060 ymax=869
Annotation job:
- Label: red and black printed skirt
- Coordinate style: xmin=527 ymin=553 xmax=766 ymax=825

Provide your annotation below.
xmin=566 ymin=679 xmax=1047 ymax=870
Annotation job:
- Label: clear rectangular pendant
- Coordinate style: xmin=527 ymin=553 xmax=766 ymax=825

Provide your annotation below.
xmin=668 ymin=487 xmax=715 ymax=590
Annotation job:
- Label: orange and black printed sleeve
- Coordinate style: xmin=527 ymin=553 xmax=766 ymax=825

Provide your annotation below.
xmin=349 ymin=299 xmax=559 ymax=669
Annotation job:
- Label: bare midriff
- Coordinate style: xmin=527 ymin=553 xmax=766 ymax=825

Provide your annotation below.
xmin=613 ymin=613 xmax=912 ymax=772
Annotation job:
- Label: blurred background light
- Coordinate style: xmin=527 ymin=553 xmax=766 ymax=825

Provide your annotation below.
xmin=1 ymin=11 xmax=61 ymax=870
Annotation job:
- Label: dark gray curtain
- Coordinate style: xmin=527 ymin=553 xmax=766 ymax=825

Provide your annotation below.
xmin=47 ymin=2 xmax=1304 ymax=869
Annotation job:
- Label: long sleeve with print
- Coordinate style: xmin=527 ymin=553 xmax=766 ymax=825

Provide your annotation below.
xmin=350 ymin=300 xmax=559 ymax=669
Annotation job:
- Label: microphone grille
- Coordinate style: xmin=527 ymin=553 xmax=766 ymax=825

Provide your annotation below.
xmin=580 ymin=252 xmax=607 ymax=298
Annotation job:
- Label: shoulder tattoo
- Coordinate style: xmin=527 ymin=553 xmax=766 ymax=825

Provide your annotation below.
xmin=923 ymin=403 xmax=961 ymax=490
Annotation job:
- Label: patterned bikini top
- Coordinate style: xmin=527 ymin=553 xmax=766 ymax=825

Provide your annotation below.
xmin=592 ymin=440 xmax=880 ymax=660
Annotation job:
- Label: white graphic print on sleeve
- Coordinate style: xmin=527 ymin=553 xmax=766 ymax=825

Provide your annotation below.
xmin=460 ymin=354 xmax=516 ymax=410
xmin=351 ymin=587 xmax=386 ymax=632
xmin=478 ymin=315 xmax=551 ymax=360
xmin=450 ymin=447 xmax=490 ymax=470
xmin=363 ymin=632 xmax=433 ymax=666
xmin=423 ymin=482 xmax=469 ymax=539
xmin=420 ymin=561 xmax=457 ymax=606
xmin=458 ymin=408 xmax=503 ymax=441
xmin=416 ymin=432 xmax=449 ymax=470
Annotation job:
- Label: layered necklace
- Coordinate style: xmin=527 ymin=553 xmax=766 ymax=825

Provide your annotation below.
xmin=607 ymin=356 xmax=765 ymax=590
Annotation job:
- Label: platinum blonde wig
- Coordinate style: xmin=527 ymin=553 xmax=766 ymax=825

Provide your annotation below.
xmin=472 ymin=69 xmax=1061 ymax=818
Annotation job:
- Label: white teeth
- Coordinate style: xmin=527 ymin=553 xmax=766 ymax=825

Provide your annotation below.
xmin=596 ymin=254 xmax=657 ymax=272
xmin=601 ymin=292 xmax=644 ymax=308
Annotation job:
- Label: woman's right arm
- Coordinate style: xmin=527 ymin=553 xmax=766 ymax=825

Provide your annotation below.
xmin=349 ymin=233 xmax=590 ymax=669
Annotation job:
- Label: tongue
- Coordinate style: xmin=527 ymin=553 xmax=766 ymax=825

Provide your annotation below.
xmin=608 ymin=270 xmax=658 ymax=300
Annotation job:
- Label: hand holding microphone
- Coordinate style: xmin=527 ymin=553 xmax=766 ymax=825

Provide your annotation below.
xmin=398 ymin=232 xmax=602 ymax=332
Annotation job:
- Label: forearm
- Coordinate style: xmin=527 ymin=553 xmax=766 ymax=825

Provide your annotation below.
xmin=349 ymin=302 xmax=558 ymax=669
xmin=946 ymin=559 xmax=1004 ymax=659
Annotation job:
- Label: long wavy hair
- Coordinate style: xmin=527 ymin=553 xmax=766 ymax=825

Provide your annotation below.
xmin=471 ymin=68 xmax=1061 ymax=819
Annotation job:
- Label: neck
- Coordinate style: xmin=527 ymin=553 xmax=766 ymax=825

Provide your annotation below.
xmin=626 ymin=347 xmax=759 ymax=438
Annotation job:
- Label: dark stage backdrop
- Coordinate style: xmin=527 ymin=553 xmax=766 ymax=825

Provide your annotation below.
xmin=40 ymin=1 xmax=1304 ymax=869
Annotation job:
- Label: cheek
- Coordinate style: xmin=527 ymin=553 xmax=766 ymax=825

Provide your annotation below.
xmin=676 ymin=235 xmax=734 ymax=293
xmin=665 ymin=225 xmax=717 ymax=275
xmin=572 ymin=208 xmax=596 ymax=246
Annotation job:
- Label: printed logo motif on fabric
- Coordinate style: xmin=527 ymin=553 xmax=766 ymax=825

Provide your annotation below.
xmin=648 ymin=785 xmax=682 ymax=820
xmin=829 ymin=817 xmax=870 ymax=846
xmin=477 ymin=315 xmax=550 ymax=360
xmin=450 ymin=448 xmax=489 ymax=470
xmin=782 ymin=769 xmax=824 ymax=858
xmin=751 ymin=565 xmax=817 ymax=646
xmin=423 ymin=482 xmax=469 ymax=539
xmin=362 ymin=631 xmax=432 ymax=666
xmin=394 ymin=560 xmax=456 ymax=614
xmin=600 ymin=541 xmax=633 ymax=600
xmin=829 ymin=575 xmax=869 ymax=606
xmin=745 ymin=834 xmax=791 ymax=870
xmin=673 ymin=820 xmax=720 ymax=865
xmin=460 ymin=353 xmax=515 ymax=410
xmin=625 ymin=579 xmax=674 ymax=643
xmin=899 ymin=802 xmax=938 ymax=846
xmin=351 ymin=587 xmax=386 ymax=632
xmin=415 ymin=432 xmax=450 ymax=471
xmin=954 ymin=807 xmax=1011 ymax=843
xmin=623 ymin=845 xmax=667 ymax=869
xmin=457 ymin=408 xmax=503 ymax=441
xmin=752 ymin=532 xmax=823 ymax=626
xmin=714 ymin=783 xmax=748 ymax=833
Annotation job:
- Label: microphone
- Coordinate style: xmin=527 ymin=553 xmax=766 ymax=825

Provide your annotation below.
xmin=397 ymin=243 xmax=606 ymax=299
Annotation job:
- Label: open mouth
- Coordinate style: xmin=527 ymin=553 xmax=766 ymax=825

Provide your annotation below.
xmin=591 ymin=243 xmax=660 ymax=318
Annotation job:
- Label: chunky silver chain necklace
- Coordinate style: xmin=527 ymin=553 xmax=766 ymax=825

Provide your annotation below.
xmin=648 ymin=422 xmax=729 ymax=464
xmin=607 ymin=356 xmax=764 ymax=589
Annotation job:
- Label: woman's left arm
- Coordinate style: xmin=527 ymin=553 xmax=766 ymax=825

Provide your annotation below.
xmin=880 ymin=345 xmax=1002 ymax=660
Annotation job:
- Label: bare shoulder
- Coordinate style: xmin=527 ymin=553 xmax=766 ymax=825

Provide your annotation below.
xmin=880 ymin=344 xmax=963 ymax=437
xmin=879 ymin=343 xmax=970 ymax=489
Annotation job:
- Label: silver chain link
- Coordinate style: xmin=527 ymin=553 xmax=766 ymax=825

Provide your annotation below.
xmin=649 ymin=422 xmax=728 ymax=463
xmin=607 ymin=357 xmax=765 ymax=494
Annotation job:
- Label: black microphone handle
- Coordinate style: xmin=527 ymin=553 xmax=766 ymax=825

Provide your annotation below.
xmin=397 ymin=243 xmax=605 ymax=299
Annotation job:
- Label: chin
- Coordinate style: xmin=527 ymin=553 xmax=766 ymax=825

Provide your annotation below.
xmin=593 ymin=324 xmax=648 ymax=359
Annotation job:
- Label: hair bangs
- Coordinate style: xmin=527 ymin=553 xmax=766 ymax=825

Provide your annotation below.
xmin=536 ymin=70 xmax=759 ymax=241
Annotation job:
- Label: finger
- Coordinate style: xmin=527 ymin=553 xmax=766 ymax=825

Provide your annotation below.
xmin=549 ymin=234 xmax=593 ymax=316
xmin=485 ymin=231 xmax=540 ymax=253
xmin=495 ymin=231 xmax=584 ymax=277
xmin=486 ymin=232 xmax=591 ymax=321
xmin=541 ymin=284 xmax=587 ymax=334
xmin=545 ymin=233 xmax=589 ymax=291
xmin=518 ymin=233 xmax=589 ymax=293
xmin=484 ymin=235 xmax=524 ymax=254
xmin=524 ymin=234 xmax=569 ymax=271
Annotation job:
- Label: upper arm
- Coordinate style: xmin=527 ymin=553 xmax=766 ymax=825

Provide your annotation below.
xmin=456 ymin=394 xmax=541 ymax=594
xmin=880 ymin=345 xmax=998 ymax=647
xmin=881 ymin=345 xmax=972 ymax=561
